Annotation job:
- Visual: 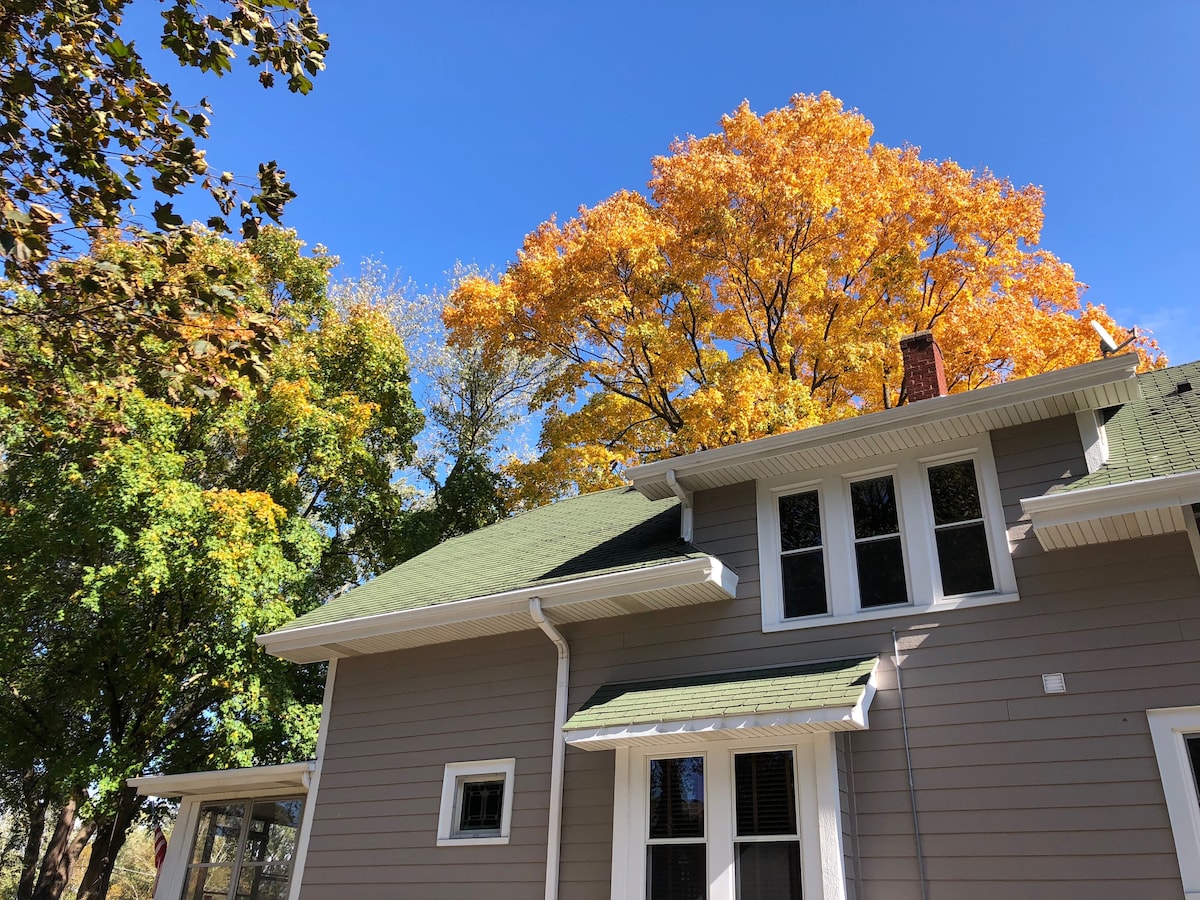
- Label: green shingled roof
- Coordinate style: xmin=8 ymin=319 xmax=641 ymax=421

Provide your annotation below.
xmin=279 ymin=487 xmax=702 ymax=631
xmin=1067 ymin=360 xmax=1200 ymax=491
xmin=564 ymin=657 xmax=878 ymax=731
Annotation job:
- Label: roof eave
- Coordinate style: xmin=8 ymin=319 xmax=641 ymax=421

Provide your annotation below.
xmin=128 ymin=761 xmax=315 ymax=798
xmin=1021 ymin=470 xmax=1200 ymax=550
xmin=258 ymin=555 xmax=739 ymax=663
xmin=629 ymin=354 xmax=1140 ymax=500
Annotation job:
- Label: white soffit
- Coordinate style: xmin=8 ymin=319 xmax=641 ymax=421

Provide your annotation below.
xmin=629 ymin=355 xmax=1140 ymax=499
xmin=259 ymin=556 xmax=739 ymax=664
xmin=128 ymin=761 xmax=315 ymax=798
xmin=1021 ymin=471 xmax=1200 ymax=550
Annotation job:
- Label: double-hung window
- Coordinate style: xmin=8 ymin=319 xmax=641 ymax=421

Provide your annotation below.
xmin=758 ymin=435 xmax=1017 ymax=631
xmin=614 ymin=736 xmax=846 ymax=900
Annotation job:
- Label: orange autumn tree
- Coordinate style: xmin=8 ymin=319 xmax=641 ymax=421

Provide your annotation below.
xmin=447 ymin=93 xmax=1160 ymax=504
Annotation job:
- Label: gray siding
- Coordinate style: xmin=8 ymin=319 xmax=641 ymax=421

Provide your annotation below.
xmin=299 ymin=414 xmax=1200 ymax=899
xmin=298 ymin=630 xmax=557 ymax=900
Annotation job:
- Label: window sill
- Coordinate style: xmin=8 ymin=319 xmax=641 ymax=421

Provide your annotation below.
xmin=762 ymin=591 xmax=1020 ymax=632
xmin=436 ymin=835 xmax=510 ymax=847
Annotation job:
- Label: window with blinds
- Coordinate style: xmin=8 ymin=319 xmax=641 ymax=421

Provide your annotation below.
xmin=733 ymin=751 xmax=802 ymax=900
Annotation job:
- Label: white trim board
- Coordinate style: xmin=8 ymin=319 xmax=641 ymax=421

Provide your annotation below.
xmin=1148 ymin=706 xmax=1200 ymax=896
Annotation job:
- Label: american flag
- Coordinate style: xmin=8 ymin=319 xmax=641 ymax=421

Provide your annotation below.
xmin=151 ymin=824 xmax=168 ymax=896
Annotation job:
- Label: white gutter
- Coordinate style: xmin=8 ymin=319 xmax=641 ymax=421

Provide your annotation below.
xmin=529 ymin=598 xmax=569 ymax=900
xmin=259 ymin=556 xmax=737 ymax=661
xmin=628 ymin=354 xmax=1139 ymax=493
xmin=665 ymin=470 xmax=694 ymax=542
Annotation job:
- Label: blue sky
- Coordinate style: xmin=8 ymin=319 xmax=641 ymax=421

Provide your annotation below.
xmin=131 ymin=1 xmax=1199 ymax=362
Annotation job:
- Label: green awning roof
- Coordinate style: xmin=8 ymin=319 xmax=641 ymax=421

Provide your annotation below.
xmin=563 ymin=657 xmax=879 ymax=750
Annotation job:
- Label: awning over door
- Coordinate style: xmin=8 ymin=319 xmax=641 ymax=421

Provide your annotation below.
xmin=563 ymin=656 xmax=879 ymax=751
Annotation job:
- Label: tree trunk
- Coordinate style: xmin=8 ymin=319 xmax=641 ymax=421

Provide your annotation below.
xmin=74 ymin=784 xmax=141 ymax=900
xmin=16 ymin=784 xmax=48 ymax=900
xmin=31 ymin=794 xmax=81 ymax=900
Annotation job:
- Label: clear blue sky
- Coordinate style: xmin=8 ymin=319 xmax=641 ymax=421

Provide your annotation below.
xmin=132 ymin=1 xmax=1200 ymax=362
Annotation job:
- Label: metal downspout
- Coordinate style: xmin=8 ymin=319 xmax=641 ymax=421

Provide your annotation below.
xmin=530 ymin=598 xmax=569 ymax=900
xmin=892 ymin=628 xmax=929 ymax=900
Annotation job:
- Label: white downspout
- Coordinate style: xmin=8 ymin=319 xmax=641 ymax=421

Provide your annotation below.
xmin=529 ymin=597 xmax=569 ymax=900
xmin=664 ymin=469 xmax=694 ymax=542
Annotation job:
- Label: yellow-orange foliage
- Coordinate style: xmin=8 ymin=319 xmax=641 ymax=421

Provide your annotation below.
xmin=446 ymin=93 xmax=1161 ymax=503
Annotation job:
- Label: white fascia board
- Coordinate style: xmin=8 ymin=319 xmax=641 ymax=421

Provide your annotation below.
xmin=564 ymin=705 xmax=868 ymax=751
xmin=1021 ymin=471 xmax=1200 ymax=530
xmin=128 ymin=761 xmax=315 ymax=799
xmin=257 ymin=556 xmax=737 ymax=660
xmin=628 ymin=354 xmax=1139 ymax=495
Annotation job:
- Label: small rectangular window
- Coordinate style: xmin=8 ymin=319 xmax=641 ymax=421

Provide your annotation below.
xmin=927 ymin=459 xmax=994 ymax=595
xmin=850 ymin=475 xmax=908 ymax=608
xmin=778 ymin=491 xmax=827 ymax=618
xmin=437 ymin=759 xmax=516 ymax=846
xmin=455 ymin=778 xmax=505 ymax=835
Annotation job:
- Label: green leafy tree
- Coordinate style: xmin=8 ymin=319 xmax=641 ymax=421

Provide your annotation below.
xmin=0 ymin=228 xmax=422 ymax=900
xmin=0 ymin=0 xmax=328 ymax=410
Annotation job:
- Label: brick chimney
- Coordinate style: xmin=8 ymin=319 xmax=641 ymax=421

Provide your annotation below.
xmin=900 ymin=330 xmax=947 ymax=402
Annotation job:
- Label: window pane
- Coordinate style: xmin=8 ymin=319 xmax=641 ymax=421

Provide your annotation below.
xmin=851 ymin=476 xmax=899 ymax=539
xmin=647 ymin=844 xmax=706 ymax=900
xmin=928 ymin=460 xmax=983 ymax=525
xmin=935 ymin=522 xmax=994 ymax=595
xmin=243 ymin=800 xmax=301 ymax=864
xmin=1187 ymin=735 xmax=1200 ymax=801
xmin=182 ymin=864 xmax=233 ymax=900
xmin=782 ymin=551 xmax=827 ymax=618
xmin=856 ymin=536 xmax=908 ymax=607
xmin=235 ymin=864 xmax=292 ymax=900
xmin=458 ymin=779 xmax=505 ymax=832
xmin=779 ymin=491 xmax=821 ymax=551
xmin=735 ymin=842 xmax=802 ymax=900
xmin=735 ymin=751 xmax=797 ymax=836
xmin=190 ymin=804 xmax=245 ymax=865
xmin=649 ymin=757 xmax=705 ymax=839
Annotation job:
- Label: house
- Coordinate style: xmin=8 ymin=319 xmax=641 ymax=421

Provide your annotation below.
xmin=130 ymin=334 xmax=1200 ymax=900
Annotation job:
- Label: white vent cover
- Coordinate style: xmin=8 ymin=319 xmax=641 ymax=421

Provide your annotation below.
xmin=1042 ymin=673 xmax=1067 ymax=694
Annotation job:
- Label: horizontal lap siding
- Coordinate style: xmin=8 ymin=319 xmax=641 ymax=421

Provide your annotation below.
xmin=558 ymin=416 xmax=1199 ymax=899
xmin=299 ymin=630 xmax=557 ymax=900
xmin=300 ymin=414 xmax=1199 ymax=899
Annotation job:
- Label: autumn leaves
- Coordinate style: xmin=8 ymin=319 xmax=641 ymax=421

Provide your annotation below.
xmin=447 ymin=93 xmax=1156 ymax=503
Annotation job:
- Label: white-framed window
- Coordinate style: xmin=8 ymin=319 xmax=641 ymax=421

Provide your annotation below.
xmin=756 ymin=435 xmax=1018 ymax=631
xmin=180 ymin=796 xmax=304 ymax=900
xmin=436 ymin=758 xmax=516 ymax=846
xmin=610 ymin=735 xmax=847 ymax=900
xmin=1148 ymin=706 xmax=1200 ymax=898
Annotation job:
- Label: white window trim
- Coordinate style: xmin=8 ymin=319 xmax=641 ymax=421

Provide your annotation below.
xmin=610 ymin=734 xmax=847 ymax=900
xmin=1148 ymin=706 xmax=1200 ymax=898
xmin=756 ymin=434 xmax=1019 ymax=632
xmin=436 ymin=758 xmax=516 ymax=847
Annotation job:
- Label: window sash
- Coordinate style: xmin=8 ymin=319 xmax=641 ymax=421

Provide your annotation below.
xmin=181 ymin=797 xmax=303 ymax=900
